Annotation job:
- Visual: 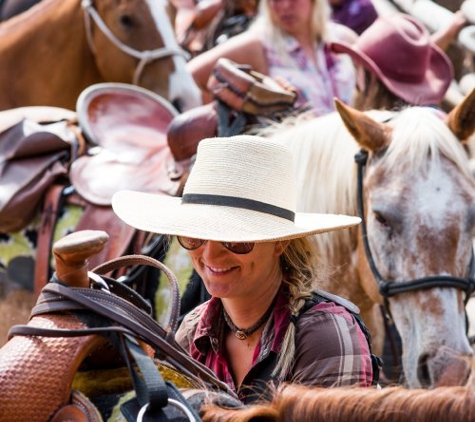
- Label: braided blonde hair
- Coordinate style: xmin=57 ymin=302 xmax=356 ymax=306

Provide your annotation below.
xmin=273 ymin=236 xmax=323 ymax=379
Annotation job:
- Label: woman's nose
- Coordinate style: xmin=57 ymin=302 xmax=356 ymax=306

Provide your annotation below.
xmin=201 ymin=240 xmax=228 ymax=257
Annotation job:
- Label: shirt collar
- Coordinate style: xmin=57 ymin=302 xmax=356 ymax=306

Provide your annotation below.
xmin=191 ymin=287 xmax=291 ymax=356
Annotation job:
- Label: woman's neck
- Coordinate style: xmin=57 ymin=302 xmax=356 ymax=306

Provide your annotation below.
xmin=222 ymin=280 xmax=281 ymax=330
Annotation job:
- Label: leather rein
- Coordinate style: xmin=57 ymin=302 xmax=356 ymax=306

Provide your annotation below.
xmin=354 ymin=149 xmax=475 ymax=307
xmin=81 ymin=0 xmax=189 ymax=85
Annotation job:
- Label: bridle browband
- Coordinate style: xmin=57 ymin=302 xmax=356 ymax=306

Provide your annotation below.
xmin=81 ymin=0 xmax=189 ymax=85
xmin=354 ymin=149 xmax=475 ymax=306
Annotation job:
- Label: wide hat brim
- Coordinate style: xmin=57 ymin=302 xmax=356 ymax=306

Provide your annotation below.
xmin=112 ymin=190 xmax=361 ymax=243
xmin=331 ymin=39 xmax=453 ymax=105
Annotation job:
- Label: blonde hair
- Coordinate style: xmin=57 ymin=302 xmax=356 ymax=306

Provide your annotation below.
xmin=273 ymin=236 xmax=323 ymax=379
xmin=251 ymin=0 xmax=330 ymax=46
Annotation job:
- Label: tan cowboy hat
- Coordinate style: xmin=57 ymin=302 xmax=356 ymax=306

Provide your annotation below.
xmin=331 ymin=13 xmax=453 ymax=105
xmin=112 ymin=135 xmax=361 ymax=242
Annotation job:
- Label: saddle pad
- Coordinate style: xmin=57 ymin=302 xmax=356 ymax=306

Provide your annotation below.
xmin=71 ymin=83 xmax=180 ymax=205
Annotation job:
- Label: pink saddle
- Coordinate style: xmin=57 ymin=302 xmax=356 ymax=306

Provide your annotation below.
xmin=70 ymin=83 xmax=181 ymax=206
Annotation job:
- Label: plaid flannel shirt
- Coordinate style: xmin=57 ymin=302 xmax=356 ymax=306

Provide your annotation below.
xmin=176 ymin=287 xmax=373 ymax=403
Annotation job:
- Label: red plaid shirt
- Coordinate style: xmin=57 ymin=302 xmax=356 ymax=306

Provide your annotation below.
xmin=176 ymin=288 xmax=373 ymax=403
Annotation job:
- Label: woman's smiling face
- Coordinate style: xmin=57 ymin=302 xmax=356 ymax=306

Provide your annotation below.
xmin=187 ymin=240 xmax=287 ymax=300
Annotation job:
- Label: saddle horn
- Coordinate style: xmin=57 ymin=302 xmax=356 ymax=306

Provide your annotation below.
xmin=53 ymin=230 xmax=109 ymax=288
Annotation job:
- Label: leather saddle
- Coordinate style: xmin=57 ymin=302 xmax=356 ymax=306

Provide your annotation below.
xmin=0 ymin=230 xmax=239 ymax=421
xmin=71 ymin=83 xmax=182 ymax=205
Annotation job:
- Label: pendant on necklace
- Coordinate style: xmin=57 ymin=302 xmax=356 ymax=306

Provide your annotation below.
xmin=235 ymin=330 xmax=247 ymax=341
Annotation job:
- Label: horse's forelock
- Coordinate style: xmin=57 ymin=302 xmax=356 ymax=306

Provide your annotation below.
xmin=384 ymin=107 xmax=471 ymax=179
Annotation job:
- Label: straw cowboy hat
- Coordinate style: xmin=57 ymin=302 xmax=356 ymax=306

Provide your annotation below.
xmin=331 ymin=13 xmax=453 ymax=105
xmin=112 ymin=135 xmax=361 ymax=242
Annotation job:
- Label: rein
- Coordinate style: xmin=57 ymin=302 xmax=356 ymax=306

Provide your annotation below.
xmin=354 ymin=149 xmax=475 ymax=307
xmin=81 ymin=0 xmax=189 ymax=85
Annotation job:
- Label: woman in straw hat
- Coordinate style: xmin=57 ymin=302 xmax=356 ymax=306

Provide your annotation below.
xmin=112 ymin=135 xmax=374 ymax=403
xmin=331 ymin=13 xmax=464 ymax=110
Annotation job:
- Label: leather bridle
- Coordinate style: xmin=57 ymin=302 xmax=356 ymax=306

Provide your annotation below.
xmin=81 ymin=0 xmax=189 ymax=85
xmin=354 ymin=149 xmax=475 ymax=307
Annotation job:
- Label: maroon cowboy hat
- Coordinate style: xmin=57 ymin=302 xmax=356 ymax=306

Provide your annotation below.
xmin=331 ymin=13 xmax=453 ymax=105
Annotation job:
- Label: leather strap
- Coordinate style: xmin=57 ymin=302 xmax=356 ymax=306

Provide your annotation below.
xmin=33 ymin=281 xmax=228 ymax=391
xmin=34 ymin=183 xmax=65 ymax=297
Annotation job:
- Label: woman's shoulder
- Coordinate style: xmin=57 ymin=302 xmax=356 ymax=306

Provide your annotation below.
xmin=298 ymin=299 xmax=358 ymax=328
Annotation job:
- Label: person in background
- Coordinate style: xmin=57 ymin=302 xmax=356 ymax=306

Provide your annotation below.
xmin=329 ymin=0 xmax=378 ymax=35
xmin=112 ymin=135 xmax=375 ymax=403
xmin=331 ymin=13 xmax=460 ymax=110
xmin=186 ymin=0 xmax=358 ymax=116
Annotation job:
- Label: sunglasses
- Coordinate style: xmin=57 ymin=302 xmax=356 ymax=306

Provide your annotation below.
xmin=177 ymin=236 xmax=255 ymax=254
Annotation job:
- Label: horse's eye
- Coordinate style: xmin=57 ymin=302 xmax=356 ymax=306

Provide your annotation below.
xmin=119 ymin=14 xmax=134 ymax=28
xmin=374 ymin=212 xmax=389 ymax=227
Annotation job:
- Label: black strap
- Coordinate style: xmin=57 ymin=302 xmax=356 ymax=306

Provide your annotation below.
xmin=216 ymin=100 xmax=247 ymax=136
xmin=301 ymin=291 xmax=382 ymax=386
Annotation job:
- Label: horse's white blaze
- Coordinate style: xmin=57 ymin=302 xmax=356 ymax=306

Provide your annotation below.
xmin=146 ymin=0 xmax=201 ymax=111
xmin=412 ymin=168 xmax=457 ymax=230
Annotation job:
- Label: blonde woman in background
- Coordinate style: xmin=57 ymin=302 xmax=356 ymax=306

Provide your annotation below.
xmin=187 ymin=0 xmax=358 ymax=116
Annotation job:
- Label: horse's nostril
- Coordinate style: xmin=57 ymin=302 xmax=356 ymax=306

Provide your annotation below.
xmin=417 ymin=353 xmax=432 ymax=388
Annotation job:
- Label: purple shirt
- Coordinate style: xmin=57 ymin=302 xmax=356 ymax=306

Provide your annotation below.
xmin=176 ymin=288 xmax=374 ymax=403
xmin=331 ymin=0 xmax=378 ymax=35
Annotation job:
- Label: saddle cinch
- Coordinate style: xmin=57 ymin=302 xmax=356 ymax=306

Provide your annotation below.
xmin=0 ymin=230 xmax=241 ymax=422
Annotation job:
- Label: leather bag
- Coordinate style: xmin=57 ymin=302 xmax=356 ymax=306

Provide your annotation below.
xmin=0 ymin=118 xmax=80 ymax=232
xmin=207 ymin=58 xmax=298 ymax=115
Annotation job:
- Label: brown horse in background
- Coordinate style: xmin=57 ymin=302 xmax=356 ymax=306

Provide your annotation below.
xmin=0 ymin=0 xmax=201 ymax=111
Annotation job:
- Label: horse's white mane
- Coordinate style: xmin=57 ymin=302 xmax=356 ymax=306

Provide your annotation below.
xmin=258 ymin=106 xmax=471 ymax=262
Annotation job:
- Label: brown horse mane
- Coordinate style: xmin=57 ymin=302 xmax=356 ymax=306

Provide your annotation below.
xmin=201 ymin=381 xmax=475 ymax=422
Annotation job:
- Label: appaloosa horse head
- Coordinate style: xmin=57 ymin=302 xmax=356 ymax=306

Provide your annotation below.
xmin=263 ymin=89 xmax=475 ymax=388
xmin=336 ymin=92 xmax=475 ymax=388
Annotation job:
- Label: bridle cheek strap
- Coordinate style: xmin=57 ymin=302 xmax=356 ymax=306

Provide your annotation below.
xmin=81 ymin=0 xmax=189 ymax=85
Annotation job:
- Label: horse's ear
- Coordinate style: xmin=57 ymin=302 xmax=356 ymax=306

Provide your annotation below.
xmin=447 ymin=88 xmax=475 ymax=141
xmin=334 ymin=98 xmax=390 ymax=153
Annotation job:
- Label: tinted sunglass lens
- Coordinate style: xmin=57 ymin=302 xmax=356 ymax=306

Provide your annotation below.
xmin=223 ymin=242 xmax=255 ymax=254
xmin=177 ymin=236 xmax=205 ymax=250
